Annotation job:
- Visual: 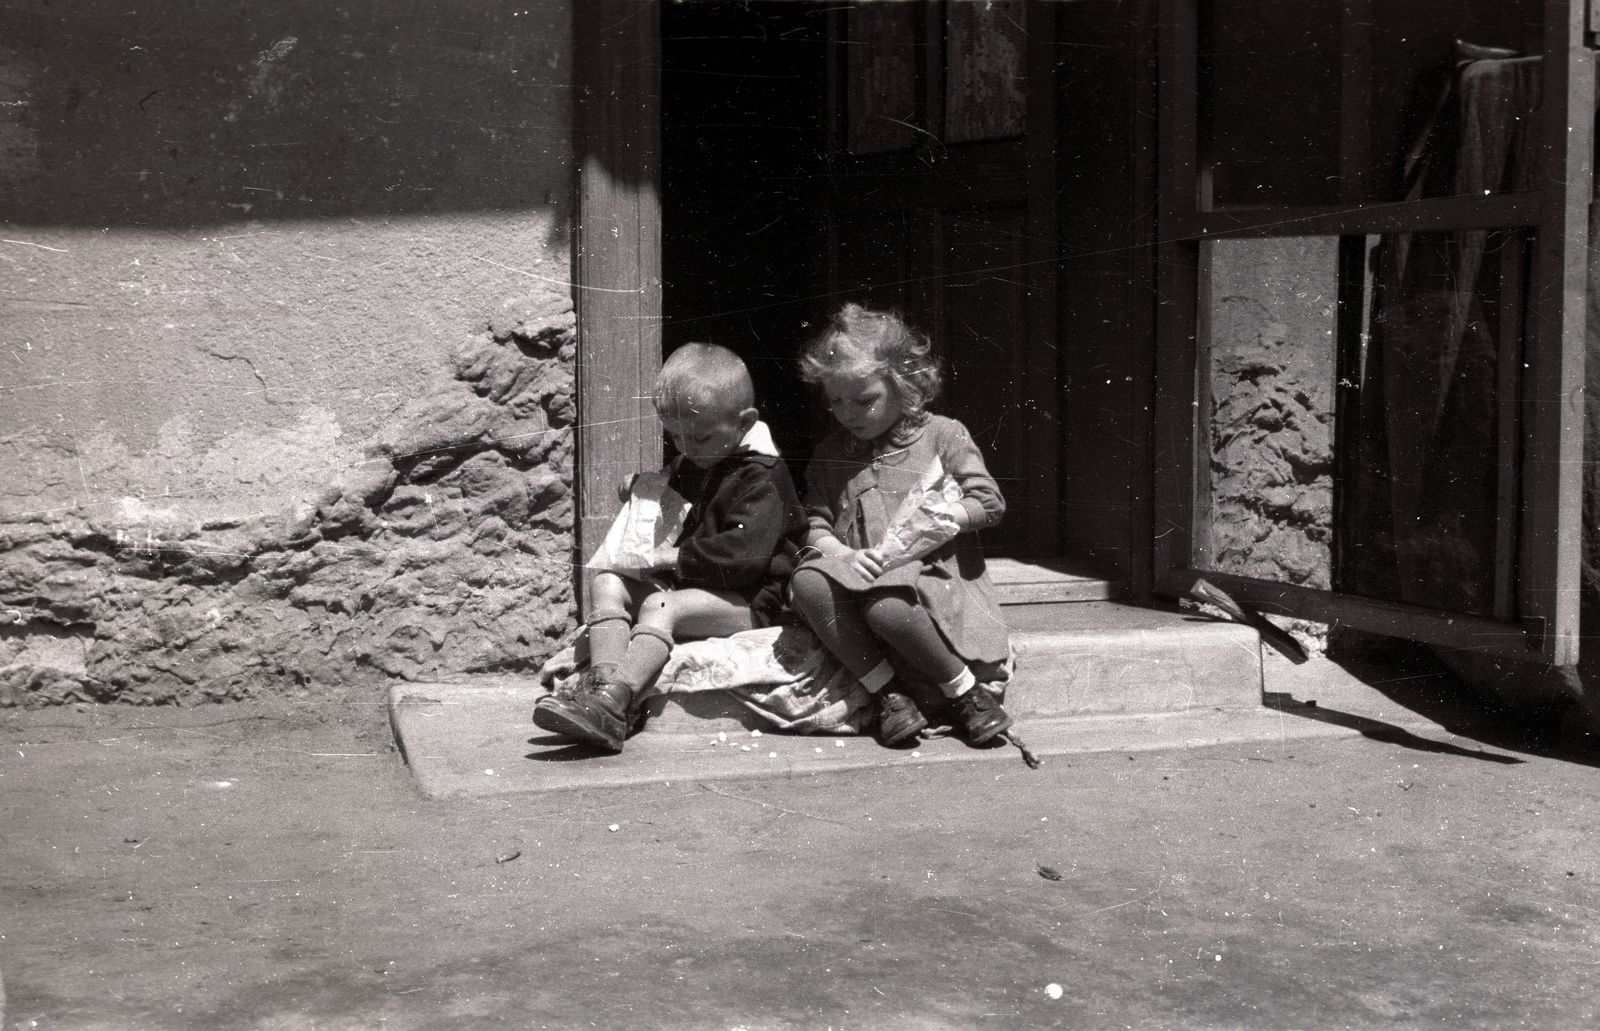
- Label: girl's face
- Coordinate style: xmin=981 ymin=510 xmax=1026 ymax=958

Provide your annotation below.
xmin=824 ymin=372 xmax=902 ymax=441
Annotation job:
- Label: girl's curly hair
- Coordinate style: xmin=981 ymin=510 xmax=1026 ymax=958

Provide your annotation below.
xmin=797 ymin=303 xmax=941 ymax=429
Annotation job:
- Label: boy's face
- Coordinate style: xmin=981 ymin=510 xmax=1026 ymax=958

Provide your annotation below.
xmin=660 ymin=404 xmax=756 ymax=469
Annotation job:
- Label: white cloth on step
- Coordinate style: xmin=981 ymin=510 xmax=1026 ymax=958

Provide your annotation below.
xmin=538 ymin=624 xmax=873 ymax=734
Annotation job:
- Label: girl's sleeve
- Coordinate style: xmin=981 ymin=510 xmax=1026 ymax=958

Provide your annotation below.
xmin=941 ymin=420 xmax=1005 ymax=531
xmin=801 ymin=450 xmax=842 ymax=545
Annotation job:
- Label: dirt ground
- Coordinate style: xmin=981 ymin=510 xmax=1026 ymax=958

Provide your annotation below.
xmin=4 ymin=673 xmax=1600 ymax=1031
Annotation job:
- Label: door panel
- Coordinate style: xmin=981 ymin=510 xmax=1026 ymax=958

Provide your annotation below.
xmin=943 ymin=206 xmax=1029 ymax=555
xmin=845 ymin=1 xmax=919 ymax=155
xmin=1156 ymin=0 xmax=1590 ymax=664
xmin=834 ymin=210 xmax=909 ymax=315
xmin=824 ymin=2 xmax=1058 ymax=559
xmin=944 ymin=1 xmax=1028 ymax=143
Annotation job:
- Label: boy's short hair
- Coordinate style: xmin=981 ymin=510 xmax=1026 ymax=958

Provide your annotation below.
xmin=654 ymin=343 xmax=756 ymax=418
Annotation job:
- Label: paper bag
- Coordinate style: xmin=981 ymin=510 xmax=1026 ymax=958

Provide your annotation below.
xmin=876 ymin=457 xmax=965 ymax=571
xmin=585 ymin=471 xmax=691 ymax=580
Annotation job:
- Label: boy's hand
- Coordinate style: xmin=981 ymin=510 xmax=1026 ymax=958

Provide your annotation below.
xmin=846 ymin=548 xmax=886 ymax=581
xmin=648 ymin=545 xmax=681 ymax=571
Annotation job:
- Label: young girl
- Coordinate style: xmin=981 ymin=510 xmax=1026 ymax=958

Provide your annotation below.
xmin=791 ymin=304 xmax=1013 ymax=745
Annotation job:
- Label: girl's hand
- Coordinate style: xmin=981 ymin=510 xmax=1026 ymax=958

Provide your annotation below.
xmin=649 ymin=545 xmax=681 ymax=571
xmin=846 ymin=548 xmax=886 ymax=581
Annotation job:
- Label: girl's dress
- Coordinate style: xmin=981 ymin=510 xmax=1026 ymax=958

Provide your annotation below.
xmin=799 ymin=414 xmax=1011 ymax=672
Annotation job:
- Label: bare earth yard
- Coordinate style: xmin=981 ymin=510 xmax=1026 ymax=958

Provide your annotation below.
xmin=3 ymin=683 xmax=1599 ymax=1030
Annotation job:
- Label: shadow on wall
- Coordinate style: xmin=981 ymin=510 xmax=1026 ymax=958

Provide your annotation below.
xmin=0 ymin=0 xmax=570 ymax=228
xmin=1 ymin=0 xmax=576 ymax=514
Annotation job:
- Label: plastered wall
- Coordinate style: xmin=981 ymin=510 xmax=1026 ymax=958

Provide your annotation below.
xmin=1 ymin=1 xmax=579 ymax=704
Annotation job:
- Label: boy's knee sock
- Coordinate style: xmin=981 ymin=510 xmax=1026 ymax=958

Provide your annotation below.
xmin=937 ymin=666 xmax=977 ymax=699
xmin=614 ymin=625 xmax=674 ymax=694
xmin=859 ymin=658 xmax=895 ymax=694
xmin=587 ymin=616 xmax=632 ymax=668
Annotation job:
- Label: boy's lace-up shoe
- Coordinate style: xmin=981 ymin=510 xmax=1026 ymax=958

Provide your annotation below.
xmin=874 ymin=687 xmax=928 ymax=746
xmin=533 ymin=664 xmax=633 ymax=752
xmin=950 ymin=684 xmax=1012 ymax=744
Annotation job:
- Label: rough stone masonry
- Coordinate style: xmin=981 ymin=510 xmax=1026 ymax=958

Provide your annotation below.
xmin=1 ymin=311 xmax=578 ymax=706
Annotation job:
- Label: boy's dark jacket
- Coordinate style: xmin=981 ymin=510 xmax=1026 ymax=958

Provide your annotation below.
xmin=662 ymin=438 xmax=806 ymax=614
xmin=664 ymin=441 xmax=807 ymax=622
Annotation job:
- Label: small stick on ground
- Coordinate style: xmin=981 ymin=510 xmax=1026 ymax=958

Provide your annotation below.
xmin=1004 ymin=731 xmax=1042 ymax=769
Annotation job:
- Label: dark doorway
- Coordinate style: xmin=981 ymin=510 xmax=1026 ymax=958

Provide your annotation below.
xmin=661 ymin=2 xmax=1063 ymax=563
xmin=658 ymin=3 xmax=1174 ymax=582
xmin=660 ymin=1 xmax=830 ymax=464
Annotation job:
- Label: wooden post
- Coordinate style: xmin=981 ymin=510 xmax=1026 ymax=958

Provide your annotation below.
xmin=1023 ymin=0 xmax=1061 ymax=558
xmin=1152 ymin=0 xmax=1202 ymax=592
xmin=573 ymin=0 xmax=663 ymax=618
xmin=1520 ymin=0 xmax=1592 ymax=664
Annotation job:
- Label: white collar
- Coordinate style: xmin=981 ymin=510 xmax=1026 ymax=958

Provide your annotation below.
xmin=740 ymin=420 xmax=780 ymax=457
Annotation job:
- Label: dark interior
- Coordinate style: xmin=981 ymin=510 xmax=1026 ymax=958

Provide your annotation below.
xmin=660 ymin=1 xmax=1150 ymax=571
xmin=656 ymin=0 xmax=1551 ymax=581
xmin=1200 ymin=0 xmax=1545 ymax=207
xmin=661 ymin=1 xmax=830 ymax=466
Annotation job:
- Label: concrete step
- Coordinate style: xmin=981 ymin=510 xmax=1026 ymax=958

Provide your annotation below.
xmin=1003 ymin=602 xmax=1261 ymax=716
xmin=987 ymin=556 xmax=1132 ymax=630
xmin=390 ymin=578 xmax=1270 ymax=798
xmin=627 ymin=600 xmax=1262 ymax=733
xmin=986 ymin=556 xmax=1126 ymax=604
xmin=387 ymin=650 xmax=1445 ymax=800
xmin=390 ymin=698 xmax=1341 ymax=800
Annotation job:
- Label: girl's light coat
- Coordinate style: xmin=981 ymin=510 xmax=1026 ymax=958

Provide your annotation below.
xmin=800 ymin=415 xmax=1011 ymax=667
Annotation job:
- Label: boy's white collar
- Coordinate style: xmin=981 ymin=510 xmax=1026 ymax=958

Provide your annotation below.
xmin=740 ymin=420 xmax=780 ymax=457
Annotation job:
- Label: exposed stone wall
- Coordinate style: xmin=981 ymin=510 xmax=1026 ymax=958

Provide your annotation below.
xmin=2 ymin=312 xmax=576 ymax=706
xmin=1204 ymin=238 xmax=1337 ymax=590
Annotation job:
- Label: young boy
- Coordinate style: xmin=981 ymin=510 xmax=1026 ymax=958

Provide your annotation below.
xmin=534 ymin=343 xmax=809 ymax=752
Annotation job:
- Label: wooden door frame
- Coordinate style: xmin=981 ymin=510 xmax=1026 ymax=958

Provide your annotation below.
xmin=573 ymin=0 xmax=663 ymax=618
xmin=1522 ymin=0 xmax=1593 ymax=665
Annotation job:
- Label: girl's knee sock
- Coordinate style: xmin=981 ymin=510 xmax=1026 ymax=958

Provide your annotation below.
xmin=937 ymin=666 xmax=977 ymax=699
xmin=587 ymin=617 xmax=631 ymax=668
xmin=614 ymin=625 xmax=673 ymax=694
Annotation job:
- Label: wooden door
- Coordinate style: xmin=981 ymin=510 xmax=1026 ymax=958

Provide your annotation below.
xmin=1153 ymin=0 xmax=1591 ymax=664
xmin=822 ymin=1 xmax=1060 ymax=559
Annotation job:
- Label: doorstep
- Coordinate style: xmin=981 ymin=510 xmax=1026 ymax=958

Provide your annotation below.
xmin=389 ymin=595 xmax=1455 ymax=798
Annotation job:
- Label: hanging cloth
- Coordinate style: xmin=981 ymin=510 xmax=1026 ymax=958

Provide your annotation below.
xmin=1347 ymin=43 xmax=1541 ymax=613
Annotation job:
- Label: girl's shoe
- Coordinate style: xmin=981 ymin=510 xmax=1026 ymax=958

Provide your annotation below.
xmin=533 ymin=664 xmax=632 ymax=752
xmin=950 ymin=684 xmax=1012 ymax=743
xmin=875 ymin=687 xmax=928 ymax=745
